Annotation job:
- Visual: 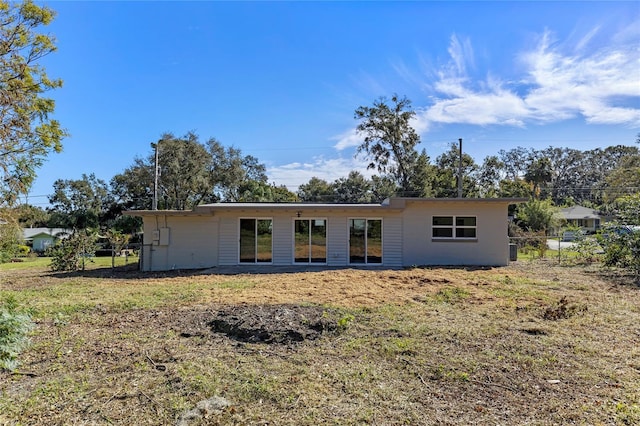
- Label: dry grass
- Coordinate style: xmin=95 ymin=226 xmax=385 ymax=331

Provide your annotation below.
xmin=1 ymin=261 xmax=639 ymax=425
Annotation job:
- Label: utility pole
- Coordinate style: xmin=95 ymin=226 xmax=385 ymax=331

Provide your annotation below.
xmin=457 ymin=138 xmax=463 ymax=198
xmin=152 ymin=142 xmax=159 ymax=210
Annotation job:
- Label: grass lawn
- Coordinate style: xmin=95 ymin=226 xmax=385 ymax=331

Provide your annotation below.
xmin=1 ymin=261 xmax=639 ymax=425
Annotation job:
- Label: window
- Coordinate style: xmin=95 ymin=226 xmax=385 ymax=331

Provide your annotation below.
xmin=432 ymin=216 xmax=476 ymax=239
xmin=240 ymin=219 xmax=272 ymax=263
xmin=349 ymin=219 xmax=382 ymax=264
xmin=294 ymin=219 xmax=326 ymax=263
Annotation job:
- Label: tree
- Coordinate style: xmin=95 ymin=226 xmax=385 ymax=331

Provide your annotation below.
xmin=603 ymin=154 xmax=640 ymax=202
xmin=207 ymin=138 xmax=268 ymax=202
xmin=297 ymin=177 xmax=334 ymax=202
xmin=432 ymin=142 xmax=478 ymax=198
xmin=524 ymin=157 xmax=553 ymax=198
xmin=0 ymin=209 xmax=20 ymax=262
xmin=15 ymin=203 xmax=48 ymax=227
xmin=477 ymin=156 xmax=505 ymax=197
xmin=498 ymin=147 xmax=532 ymax=181
xmin=156 ymin=133 xmax=211 ymax=209
xmin=0 ymin=1 xmax=67 ymax=206
xmin=110 ymin=157 xmax=154 ymax=211
xmin=404 ymin=150 xmax=435 ymax=197
xmin=333 ymin=171 xmax=373 ymax=203
xmin=516 ymin=198 xmax=559 ymax=233
xmin=48 ymin=173 xmax=111 ymax=229
xmin=354 ymin=95 xmax=421 ymax=193
xmin=370 ymin=175 xmax=398 ymax=202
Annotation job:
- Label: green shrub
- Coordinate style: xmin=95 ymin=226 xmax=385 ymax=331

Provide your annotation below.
xmin=48 ymin=230 xmax=98 ymax=271
xmin=0 ymin=295 xmax=34 ymax=371
xmin=601 ymin=228 xmax=640 ymax=280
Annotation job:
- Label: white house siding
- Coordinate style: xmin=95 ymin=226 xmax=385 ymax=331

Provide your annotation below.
xmin=327 ymin=216 xmax=348 ymax=266
xmin=382 ymin=214 xmax=403 ymax=267
xmin=141 ymin=215 xmax=217 ymax=271
xmin=401 ymin=200 xmax=509 ymax=266
xmin=128 ymin=198 xmax=519 ymax=271
xmin=272 ymin=215 xmax=292 ymax=265
xmin=218 ymin=215 xmax=239 ymax=266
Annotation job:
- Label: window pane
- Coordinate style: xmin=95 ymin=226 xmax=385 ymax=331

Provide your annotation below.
xmin=349 ymin=219 xmax=366 ymax=263
xmin=456 ymin=217 xmax=476 ymax=226
xmin=433 ymin=216 xmax=453 ymax=226
xmin=433 ymin=228 xmax=453 ymax=238
xmin=456 ymin=228 xmax=476 ymax=238
xmin=367 ymin=220 xmax=382 ymax=263
xmin=256 ymin=220 xmax=272 ymax=263
xmin=294 ymin=220 xmax=309 ymax=263
xmin=239 ymin=219 xmax=255 ymax=263
xmin=310 ymin=219 xmax=326 ymax=263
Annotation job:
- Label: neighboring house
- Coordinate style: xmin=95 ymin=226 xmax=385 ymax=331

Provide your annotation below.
xmin=22 ymin=228 xmax=71 ymax=252
xmin=558 ymin=205 xmax=602 ymax=234
xmin=124 ymin=197 xmax=525 ymax=272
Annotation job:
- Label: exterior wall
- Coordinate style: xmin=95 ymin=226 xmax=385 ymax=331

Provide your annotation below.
xmin=142 ymin=215 xmax=217 ymax=271
xmin=32 ymin=235 xmax=55 ymax=252
xmin=401 ymin=200 xmax=509 ymax=266
xmin=136 ymin=199 xmax=514 ymax=271
xmin=211 ymin=208 xmax=403 ymax=268
xmin=566 ymin=218 xmax=600 ymax=233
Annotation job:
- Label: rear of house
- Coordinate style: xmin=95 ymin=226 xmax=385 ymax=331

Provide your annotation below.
xmin=125 ymin=197 xmax=522 ymax=271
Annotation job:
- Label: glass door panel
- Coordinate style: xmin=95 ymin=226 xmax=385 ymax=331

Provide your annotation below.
xmin=349 ymin=219 xmax=366 ymax=263
xmin=294 ymin=220 xmax=310 ymax=263
xmin=367 ymin=220 xmax=382 ymax=263
xmin=310 ymin=219 xmax=326 ymax=263
xmin=256 ymin=219 xmax=272 ymax=263
xmin=239 ymin=219 xmax=256 ymax=263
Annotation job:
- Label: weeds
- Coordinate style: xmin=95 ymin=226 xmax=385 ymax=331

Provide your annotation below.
xmin=0 ymin=295 xmax=34 ymax=371
xmin=542 ymin=296 xmax=587 ymax=321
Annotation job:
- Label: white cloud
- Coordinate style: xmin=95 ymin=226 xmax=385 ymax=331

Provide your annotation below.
xmin=417 ymin=26 xmax=640 ymax=129
xmin=267 ymin=156 xmax=375 ymax=191
xmin=332 ymin=128 xmax=363 ymax=151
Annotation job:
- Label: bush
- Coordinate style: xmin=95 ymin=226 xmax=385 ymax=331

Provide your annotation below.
xmin=601 ymin=226 xmax=640 ymax=280
xmin=0 ymin=295 xmax=34 ymax=371
xmin=48 ymin=230 xmax=98 ymax=271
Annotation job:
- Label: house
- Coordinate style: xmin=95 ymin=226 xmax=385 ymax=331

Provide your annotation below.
xmin=124 ymin=197 xmax=524 ymax=272
xmin=558 ymin=205 xmax=602 ymax=234
xmin=22 ymin=228 xmax=71 ymax=252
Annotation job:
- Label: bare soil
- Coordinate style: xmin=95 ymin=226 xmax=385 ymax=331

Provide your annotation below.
xmin=1 ymin=262 xmax=639 ymax=425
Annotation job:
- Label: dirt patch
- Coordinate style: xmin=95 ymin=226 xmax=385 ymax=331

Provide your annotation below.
xmin=209 ymin=304 xmax=338 ymax=344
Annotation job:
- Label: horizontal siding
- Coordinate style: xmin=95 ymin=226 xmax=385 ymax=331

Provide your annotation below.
xmin=218 ymin=216 xmax=238 ymax=265
xmin=328 ymin=217 xmax=348 ymax=266
xmin=272 ymin=216 xmax=292 ymax=265
xmin=382 ymin=215 xmax=403 ymax=267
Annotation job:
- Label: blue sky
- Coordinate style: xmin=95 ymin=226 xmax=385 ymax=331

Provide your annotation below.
xmin=26 ymin=1 xmax=640 ymax=207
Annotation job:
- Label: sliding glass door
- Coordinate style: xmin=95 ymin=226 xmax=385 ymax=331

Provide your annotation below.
xmin=294 ymin=219 xmax=326 ymax=264
xmin=349 ymin=219 xmax=382 ymax=264
xmin=240 ymin=219 xmax=272 ymax=263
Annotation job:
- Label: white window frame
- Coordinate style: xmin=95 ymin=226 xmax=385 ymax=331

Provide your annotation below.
xmin=432 ymin=215 xmax=477 ymax=240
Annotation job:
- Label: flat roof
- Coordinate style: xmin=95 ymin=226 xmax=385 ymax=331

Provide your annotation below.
xmin=124 ymin=197 xmax=527 ymax=216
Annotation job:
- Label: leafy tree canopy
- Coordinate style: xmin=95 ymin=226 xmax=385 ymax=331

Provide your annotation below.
xmin=0 ymin=1 xmax=67 ymax=206
xmin=354 ymin=94 xmax=421 ymax=193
